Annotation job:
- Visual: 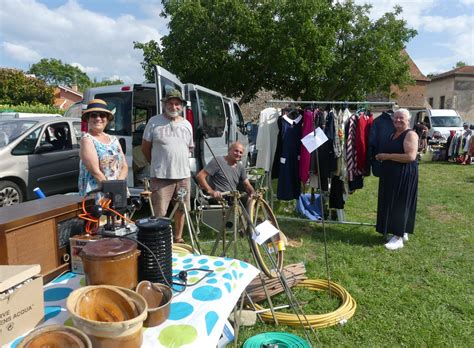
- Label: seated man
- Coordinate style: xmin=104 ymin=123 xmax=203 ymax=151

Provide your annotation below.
xmin=51 ymin=127 xmax=67 ymax=150
xmin=196 ymin=141 xmax=255 ymax=202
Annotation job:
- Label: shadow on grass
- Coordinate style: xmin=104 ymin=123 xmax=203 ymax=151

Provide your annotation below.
xmin=281 ymin=221 xmax=384 ymax=248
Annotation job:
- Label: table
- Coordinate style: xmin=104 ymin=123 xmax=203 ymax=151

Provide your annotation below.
xmin=6 ymin=252 xmax=259 ymax=348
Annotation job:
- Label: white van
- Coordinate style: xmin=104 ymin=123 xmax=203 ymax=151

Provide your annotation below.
xmin=65 ymin=65 xmax=248 ymax=196
xmin=411 ymin=109 xmax=464 ymax=143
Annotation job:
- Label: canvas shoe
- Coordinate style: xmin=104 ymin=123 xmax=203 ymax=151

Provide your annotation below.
xmin=385 ymin=236 xmax=404 ymax=250
xmin=403 ymin=233 xmax=409 ymax=242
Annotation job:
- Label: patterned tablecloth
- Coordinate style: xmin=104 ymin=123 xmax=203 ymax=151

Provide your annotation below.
xmin=6 ymin=252 xmax=259 ymax=348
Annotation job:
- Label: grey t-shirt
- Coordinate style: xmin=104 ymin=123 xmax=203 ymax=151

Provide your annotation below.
xmin=204 ymin=156 xmax=247 ymax=192
xmin=143 ymin=114 xmax=194 ymax=179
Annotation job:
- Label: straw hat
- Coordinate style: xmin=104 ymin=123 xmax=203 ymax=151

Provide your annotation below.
xmin=82 ymin=99 xmax=114 ymax=121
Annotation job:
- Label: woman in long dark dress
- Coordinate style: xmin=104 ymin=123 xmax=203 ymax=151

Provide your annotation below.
xmin=375 ymin=108 xmax=419 ymax=250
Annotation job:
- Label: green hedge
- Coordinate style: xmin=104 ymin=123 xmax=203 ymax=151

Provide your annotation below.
xmin=0 ymin=102 xmax=64 ymax=115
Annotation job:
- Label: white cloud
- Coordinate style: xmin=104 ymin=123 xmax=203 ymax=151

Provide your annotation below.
xmin=358 ymin=0 xmax=474 ymax=73
xmin=420 ymin=15 xmax=472 ymax=33
xmin=0 ymin=0 xmax=165 ymax=83
xmin=70 ymin=62 xmax=100 ymax=74
xmin=2 ymin=42 xmax=41 ymax=62
xmin=354 ymin=0 xmax=439 ymax=29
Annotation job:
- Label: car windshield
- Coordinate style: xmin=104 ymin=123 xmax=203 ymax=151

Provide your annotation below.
xmin=0 ymin=120 xmax=38 ymax=147
xmin=431 ymin=116 xmax=463 ymax=127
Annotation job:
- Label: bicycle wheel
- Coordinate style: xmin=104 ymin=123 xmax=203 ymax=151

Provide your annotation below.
xmin=247 ymin=196 xmax=285 ymax=278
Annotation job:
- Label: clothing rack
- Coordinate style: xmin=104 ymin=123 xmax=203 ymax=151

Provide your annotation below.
xmin=267 ymin=100 xmax=397 ymax=107
xmin=262 ymin=99 xmax=395 ymax=227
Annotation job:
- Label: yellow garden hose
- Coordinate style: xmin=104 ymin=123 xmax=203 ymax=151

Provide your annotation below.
xmin=252 ymin=279 xmax=357 ymax=329
xmin=172 ymin=243 xmax=195 ymax=254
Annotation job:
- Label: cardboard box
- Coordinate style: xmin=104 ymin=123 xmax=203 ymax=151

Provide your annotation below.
xmin=70 ymin=235 xmax=101 ymax=274
xmin=0 ymin=265 xmax=44 ymax=345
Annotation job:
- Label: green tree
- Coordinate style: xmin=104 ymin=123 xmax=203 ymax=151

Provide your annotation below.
xmin=89 ymin=78 xmax=125 ymax=88
xmin=136 ymin=0 xmax=416 ymax=104
xmin=0 ymin=68 xmax=54 ymax=105
xmin=28 ymin=58 xmax=91 ymax=90
xmin=453 ymin=61 xmax=466 ymax=69
xmin=133 ymin=40 xmax=164 ymax=82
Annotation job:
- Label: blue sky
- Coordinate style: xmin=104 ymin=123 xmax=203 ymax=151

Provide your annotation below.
xmin=0 ymin=0 xmax=473 ymax=84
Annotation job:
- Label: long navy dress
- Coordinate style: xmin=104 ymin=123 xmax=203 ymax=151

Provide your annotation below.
xmin=277 ymin=115 xmax=302 ymax=200
xmin=376 ymin=129 xmax=418 ymax=237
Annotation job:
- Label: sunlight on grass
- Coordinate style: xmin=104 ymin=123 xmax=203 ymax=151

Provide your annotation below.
xmin=197 ymin=162 xmax=473 ymax=346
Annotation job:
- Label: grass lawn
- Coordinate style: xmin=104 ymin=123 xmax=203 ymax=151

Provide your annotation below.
xmin=197 ymin=162 xmax=473 ymax=346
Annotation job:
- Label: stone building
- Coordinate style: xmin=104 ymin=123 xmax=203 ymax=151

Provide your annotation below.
xmin=426 ymin=66 xmax=474 ymax=123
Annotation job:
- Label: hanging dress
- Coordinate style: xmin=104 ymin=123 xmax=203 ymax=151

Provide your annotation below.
xmin=299 ymin=108 xmax=316 ymax=184
xmin=78 ymin=133 xmax=124 ymax=195
xmin=277 ymin=114 xmax=302 ymax=200
xmin=376 ymin=129 xmax=418 ymax=237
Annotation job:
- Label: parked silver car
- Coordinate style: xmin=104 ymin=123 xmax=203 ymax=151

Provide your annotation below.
xmin=0 ymin=117 xmax=82 ymax=207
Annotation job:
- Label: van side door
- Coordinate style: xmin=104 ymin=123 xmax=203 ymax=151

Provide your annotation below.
xmin=188 ymin=84 xmax=228 ymax=169
xmin=231 ymin=100 xmax=248 ymax=165
xmin=154 ymin=66 xmax=185 ymax=114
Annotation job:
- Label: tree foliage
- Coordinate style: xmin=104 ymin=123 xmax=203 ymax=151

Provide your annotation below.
xmin=136 ymin=0 xmax=416 ymax=104
xmin=0 ymin=68 xmax=54 ymax=105
xmin=28 ymin=58 xmax=91 ymax=90
xmin=453 ymin=61 xmax=466 ymax=69
xmin=89 ymin=78 xmax=125 ymax=88
xmin=133 ymin=40 xmax=164 ymax=82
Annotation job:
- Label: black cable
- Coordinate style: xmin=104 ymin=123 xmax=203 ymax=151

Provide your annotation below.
xmin=102 ymin=234 xmax=213 ymax=293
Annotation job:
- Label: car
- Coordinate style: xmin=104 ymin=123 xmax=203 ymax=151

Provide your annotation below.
xmin=0 ymin=117 xmax=82 ymax=207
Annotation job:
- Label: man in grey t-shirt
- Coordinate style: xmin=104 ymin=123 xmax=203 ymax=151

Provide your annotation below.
xmin=142 ymin=89 xmax=194 ymax=243
xmin=197 ymin=142 xmax=255 ymax=200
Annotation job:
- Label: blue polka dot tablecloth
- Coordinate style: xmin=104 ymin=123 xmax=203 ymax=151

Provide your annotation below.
xmin=6 ymin=253 xmax=259 ymax=348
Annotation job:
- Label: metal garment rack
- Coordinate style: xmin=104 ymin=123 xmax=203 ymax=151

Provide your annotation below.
xmin=265 ymin=99 xmax=397 ymax=227
xmin=267 ymin=99 xmax=397 ymax=106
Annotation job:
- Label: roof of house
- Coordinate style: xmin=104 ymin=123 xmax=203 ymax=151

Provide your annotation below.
xmin=430 ymin=66 xmax=474 ymax=81
xmin=56 ymin=85 xmax=83 ymax=97
xmin=402 ymin=49 xmax=430 ymax=82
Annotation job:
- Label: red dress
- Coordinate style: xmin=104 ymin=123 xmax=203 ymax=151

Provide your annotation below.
xmin=355 ymin=112 xmax=373 ymax=174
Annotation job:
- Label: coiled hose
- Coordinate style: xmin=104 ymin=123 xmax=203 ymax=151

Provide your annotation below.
xmin=252 ymin=279 xmax=356 ymax=328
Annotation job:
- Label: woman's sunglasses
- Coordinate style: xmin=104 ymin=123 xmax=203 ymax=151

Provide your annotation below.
xmin=89 ymin=112 xmax=108 ymax=119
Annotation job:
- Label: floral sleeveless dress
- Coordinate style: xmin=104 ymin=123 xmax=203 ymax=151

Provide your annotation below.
xmin=78 ymin=133 xmax=124 ymax=195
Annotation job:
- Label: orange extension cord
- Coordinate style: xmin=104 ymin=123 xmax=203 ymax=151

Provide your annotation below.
xmin=78 ymin=196 xmax=134 ymax=234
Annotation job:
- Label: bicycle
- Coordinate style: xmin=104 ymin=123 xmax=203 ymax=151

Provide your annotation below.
xmin=197 ymin=188 xmax=285 ymax=278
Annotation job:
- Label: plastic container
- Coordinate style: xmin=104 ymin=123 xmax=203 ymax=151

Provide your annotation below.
xmin=18 ymin=324 xmax=92 ymax=348
xmin=80 ymin=238 xmax=140 ymax=289
xmin=66 ymin=285 xmax=147 ymax=348
xmin=136 ymin=280 xmax=172 ymax=327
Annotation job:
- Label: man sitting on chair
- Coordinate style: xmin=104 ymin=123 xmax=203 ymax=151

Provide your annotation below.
xmin=196 ymin=141 xmax=255 ymax=201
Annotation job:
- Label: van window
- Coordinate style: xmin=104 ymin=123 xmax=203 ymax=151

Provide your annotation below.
xmin=95 ymin=92 xmax=132 ymax=136
xmin=430 ymin=117 xmax=463 ymax=127
xmin=198 ymin=90 xmax=225 ymax=138
xmin=64 ymin=102 xmax=83 ymax=118
xmin=224 ymin=101 xmax=231 ymax=140
xmin=159 ymin=76 xmax=183 ymax=111
xmin=233 ymin=103 xmax=245 ymax=132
